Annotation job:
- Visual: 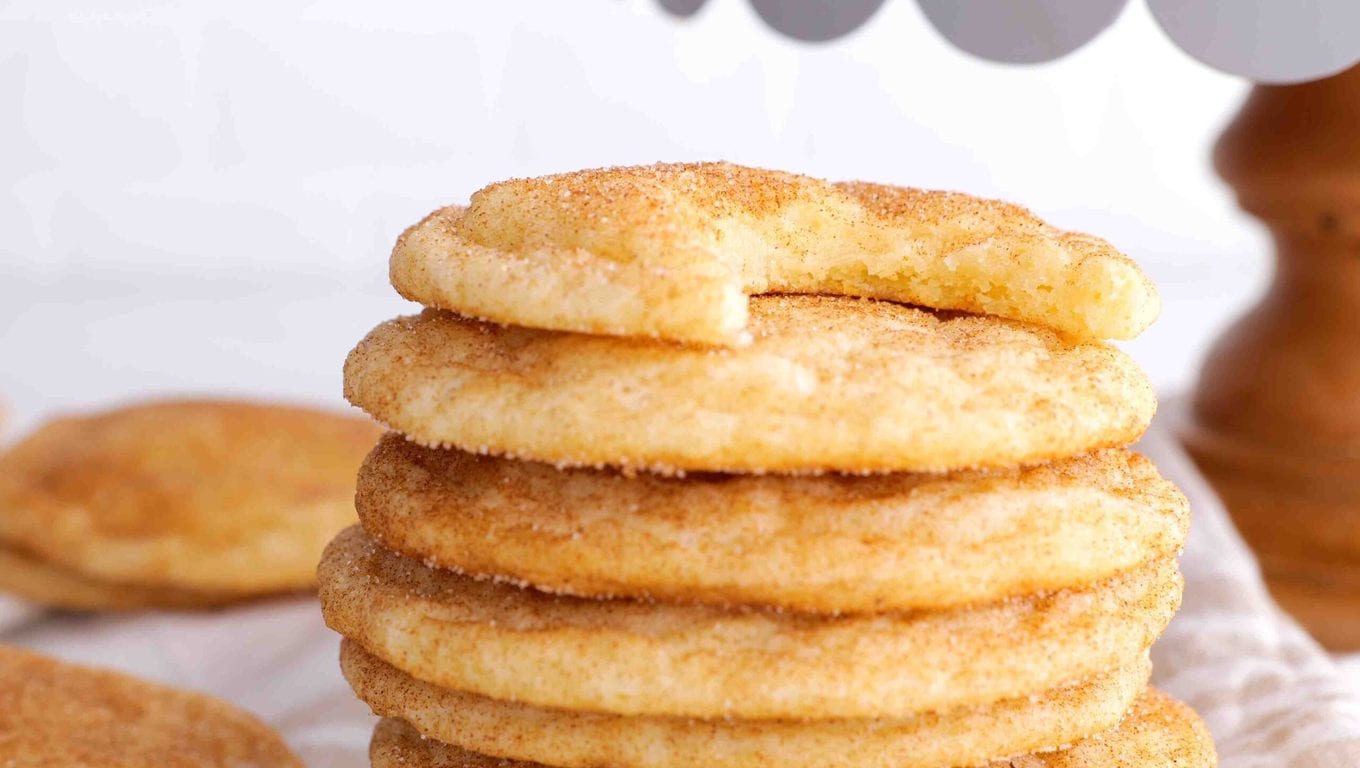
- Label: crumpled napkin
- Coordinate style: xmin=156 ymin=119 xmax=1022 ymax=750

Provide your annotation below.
xmin=2 ymin=397 xmax=1358 ymax=767
xmin=1142 ymin=399 xmax=1360 ymax=767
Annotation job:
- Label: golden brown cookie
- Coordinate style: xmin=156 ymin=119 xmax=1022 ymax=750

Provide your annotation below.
xmin=392 ymin=163 xmax=1157 ymax=344
xmin=0 ymin=399 xmax=381 ymax=604
xmin=0 ymin=544 xmax=239 ymax=611
xmin=999 ymin=688 xmax=1217 ymax=767
xmin=344 ymin=297 xmax=1154 ymax=474
xmin=319 ymin=527 xmax=1180 ymax=720
xmin=347 ymin=640 xmax=1148 ymax=768
xmin=358 ymin=437 xmax=1188 ymax=612
xmin=0 ymin=644 xmax=301 ymax=767
xmin=367 ymin=688 xmax=1215 ymax=768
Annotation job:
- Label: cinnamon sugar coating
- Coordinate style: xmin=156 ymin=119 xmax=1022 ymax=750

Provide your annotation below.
xmin=392 ymin=163 xmax=1157 ymax=345
xmin=0 ymin=399 xmax=381 ymax=602
xmin=0 ymin=544 xmax=242 ymax=610
xmin=319 ymin=527 xmax=1181 ymax=720
xmin=343 ymin=296 xmax=1154 ymax=474
xmin=347 ymin=641 xmax=1148 ymax=768
xmin=367 ymin=689 xmax=1214 ymax=768
xmin=0 ymin=644 xmax=301 ymax=767
xmin=357 ymin=436 xmax=1187 ymax=613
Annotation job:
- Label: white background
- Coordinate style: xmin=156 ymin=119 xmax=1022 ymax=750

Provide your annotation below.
xmin=1 ymin=0 xmax=1265 ymax=433
xmin=3 ymin=4 xmax=1356 ymax=762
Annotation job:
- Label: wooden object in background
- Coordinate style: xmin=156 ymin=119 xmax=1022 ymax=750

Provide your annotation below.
xmin=1187 ymin=64 xmax=1360 ymax=650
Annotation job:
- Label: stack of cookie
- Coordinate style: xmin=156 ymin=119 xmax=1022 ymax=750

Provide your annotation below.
xmin=323 ymin=163 xmax=1217 ymax=767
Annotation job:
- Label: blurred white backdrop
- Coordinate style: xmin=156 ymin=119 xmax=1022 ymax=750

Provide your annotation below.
xmin=0 ymin=0 xmax=1267 ymax=436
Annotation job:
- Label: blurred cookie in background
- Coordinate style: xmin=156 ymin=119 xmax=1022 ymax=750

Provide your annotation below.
xmin=0 ymin=545 xmax=240 ymax=612
xmin=0 ymin=643 xmax=301 ymax=766
xmin=0 ymin=399 xmax=381 ymax=610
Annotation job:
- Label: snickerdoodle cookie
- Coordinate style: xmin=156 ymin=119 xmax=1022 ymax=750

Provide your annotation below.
xmin=367 ymin=688 xmax=1213 ymax=768
xmin=346 ymin=640 xmax=1149 ymax=768
xmin=319 ymin=527 xmax=1180 ymax=720
xmin=0 ymin=644 xmax=301 ymax=766
xmin=0 ymin=544 xmax=237 ymax=611
xmin=344 ymin=296 xmax=1153 ymax=473
xmin=358 ymin=436 xmax=1187 ymax=612
xmin=0 ymin=399 xmax=380 ymax=606
xmin=391 ymin=163 xmax=1157 ymax=345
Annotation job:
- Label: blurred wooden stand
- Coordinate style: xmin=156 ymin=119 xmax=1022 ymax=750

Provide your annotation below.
xmin=1186 ymin=64 xmax=1360 ymax=650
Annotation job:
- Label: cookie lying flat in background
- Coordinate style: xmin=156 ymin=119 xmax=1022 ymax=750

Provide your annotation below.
xmin=0 ymin=544 xmax=240 ymax=611
xmin=392 ymin=162 xmax=1158 ymax=345
xmin=0 ymin=399 xmax=381 ymax=610
xmin=0 ymin=644 xmax=301 ymax=766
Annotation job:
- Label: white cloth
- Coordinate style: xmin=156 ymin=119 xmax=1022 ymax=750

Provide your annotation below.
xmin=3 ymin=398 xmax=1359 ymax=767
xmin=1142 ymin=400 xmax=1360 ymax=767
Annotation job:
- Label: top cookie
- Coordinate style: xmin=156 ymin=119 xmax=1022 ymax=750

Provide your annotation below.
xmin=0 ymin=399 xmax=381 ymax=598
xmin=392 ymin=163 xmax=1158 ymax=345
xmin=0 ymin=644 xmax=301 ymax=767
